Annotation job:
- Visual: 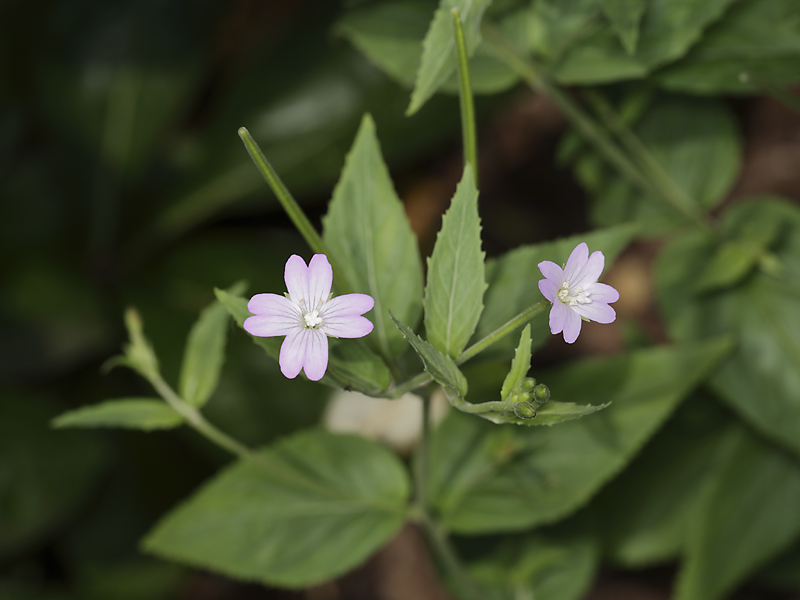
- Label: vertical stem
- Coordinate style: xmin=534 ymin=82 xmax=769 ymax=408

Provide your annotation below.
xmin=414 ymin=391 xmax=432 ymax=508
xmin=451 ymin=8 xmax=479 ymax=184
xmin=237 ymin=127 xmax=353 ymax=294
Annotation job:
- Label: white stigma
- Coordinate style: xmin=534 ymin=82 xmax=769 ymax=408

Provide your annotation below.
xmin=303 ymin=308 xmax=323 ymax=328
xmin=557 ymin=282 xmax=592 ymax=306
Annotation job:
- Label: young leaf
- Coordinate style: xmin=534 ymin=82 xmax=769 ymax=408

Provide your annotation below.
xmin=500 ymin=324 xmax=532 ymax=402
xmin=479 ymin=400 xmax=609 ymax=427
xmin=390 ymin=311 xmax=468 ymax=398
xmin=214 ymin=287 xmax=281 ymax=358
xmin=52 ymin=399 xmax=184 ymax=431
xmin=322 ymin=115 xmax=423 ymax=360
xmin=427 ymin=339 xmax=733 ymax=534
xmin=657 ymin=198 xmax=800 ymax=460
xmin=599 ymin=0 xmax=646 ymax=55
xmin=424 ymin=164 xmax=486 ymax=358
xmin=676 ymin=423 xmax=800 ymax=600
xmin=407 ymin=0 xmax=492 ymax=115
xmin=179 ymin=283 xmax=246 ymax=408
xmin=142 ymin=431 xmax=410 ymax=588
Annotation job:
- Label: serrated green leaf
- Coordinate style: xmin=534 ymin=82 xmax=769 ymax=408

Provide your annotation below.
xmin=142 ymin=431 xmax=410 ymax=588
xmin=52 ymin=399 xmax=184 ymax=431
xmin=180 ymin=283 xmax=246 ymax=408
xmin=476 ymin=224 xmax=636 ymax=358
xmin=424 ymin=165 xmax=486 ymax=358
xmin=469 ymin=530 xmax=599 ymax=600
xmin=549 ymin=0 xmax=736 ymax=85
xmin=676 ymin=423 xmax=800 ymax=600
xmin=655 ymin=0 xmax=800 ymax=94
xmin=390 ymin=311 xmax=468 ymax=398
xmin=500 ymin=324 xmax=532 ymax=402
xmin=427 ymin=339 xmax=732 ymax=534
xmin=407 ymin=0 xmax=493 ymax=115
xmin=600 ymin=0 xmax=646 ymax=55
xmin=479 ymin=399 xmax=609 ymax=427
xmin=322 ymin=115 xmax=423 ymax=360
xmin=657 ymin=198 xmax=800 ymax=459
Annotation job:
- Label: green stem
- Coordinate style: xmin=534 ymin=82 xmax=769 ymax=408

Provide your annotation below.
xmin=450 ymin=397 xmax=518 ymax=414
xmin=414 ymin=390 xmax=432 ymax=511
xmin=237 ymin=127 xmax=353 ymax=294
xmin=388 ymin=301 xmax=549 ymax=399
xmin=420 ymin=513 xmax=487 ymax=600
xmin=146 ymin=371 xmax=253 ymax=459
xmin=480 ymin=24 xmax=713 ymax=235
xmin=452 ymin=8 xmax=479 ymax=184
xmin=581 ymin=90 xmax=714 ymax=235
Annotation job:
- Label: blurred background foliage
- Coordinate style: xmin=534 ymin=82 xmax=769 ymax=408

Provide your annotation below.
xmin=3 ymin=0 xmax=800 ymax=599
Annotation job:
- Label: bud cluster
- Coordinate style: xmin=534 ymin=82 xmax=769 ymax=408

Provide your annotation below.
xmin=511 ymin=377 xmax=550 ymax=419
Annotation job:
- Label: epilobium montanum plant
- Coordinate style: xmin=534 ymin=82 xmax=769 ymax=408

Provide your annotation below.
xmin=244 ymin=254 xmax=375 ymax=381
xmin=54 ymin=4 xmax=775 ymax=599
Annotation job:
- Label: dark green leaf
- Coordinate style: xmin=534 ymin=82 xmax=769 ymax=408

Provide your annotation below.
xmin=143 ymin=431 xmax=410 ymax=588
xmin=600 ymin=0 xmax=647 ymax=55
xmin=675 ymin=423 xmax=800 ymax=600
xmin=500 ymin=324 xmax=532 ymax=402
xmin=408 ymin=0 xmax=493 ymax=115
xmin=476 ymin=224 xmax=636 ymax=358
xmin=179 ymin=283 xmax=246 ymax=408
xmin=470 ymin=530 xmax=599 ymax=600
xmin=322 ymin=115 xmax=424 ymax=360
xmin=656 ymin=0 xmax=800 ymax=94
xmin=52 ymin=399 xmax=183 ymax=431
xmin=390 ymin=311 xmax=468 ymax=398
xmin=424 ymin=165 xmax=486 ymax=357
xmin=427 ymin=339 xmax=732 ymax=533
xmin=656 ymin=198 xmax=800 ymax=459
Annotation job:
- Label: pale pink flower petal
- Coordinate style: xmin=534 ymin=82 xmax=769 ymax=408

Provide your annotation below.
xmin=537 ymin=242 xmax=619 ymax=344
xmin=247 ymin=254 xmax=375 ymax=381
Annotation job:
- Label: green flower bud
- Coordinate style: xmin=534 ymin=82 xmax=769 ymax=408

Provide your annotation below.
xmin=513 ymin=392 xmax=532 ymax=404
xmin=513 ymin=401 xmax=537 ymax=419
xmin=533 ymin=383 xmax=550 ymax=404
xmin=519 ymin=377 xmax=537 ymax=392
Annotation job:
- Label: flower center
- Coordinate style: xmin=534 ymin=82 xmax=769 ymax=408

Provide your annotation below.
xmin=557 ymin=282 xmax=592 ymax=306
xmin=303 ymin=308 xmax=323 ymax=329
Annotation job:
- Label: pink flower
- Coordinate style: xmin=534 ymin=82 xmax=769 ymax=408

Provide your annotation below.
xmin=244 ymin=254 xmax=374 ymax=381
xmin=537 ymin=243 xmax=619 ymax=344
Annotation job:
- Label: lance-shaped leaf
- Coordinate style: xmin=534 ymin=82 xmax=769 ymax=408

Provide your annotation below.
xmin=52 ymin=399 xmax=184 ymax=431
xmin=427 ymin=339 xmax=733 ymax=534
xmin=600 ymin=0 xmax=646 ymax=55
xmin=676 ymin=423 xmax=800 ymax=600
xmin=407 ymin=0 xmax=493 ymax=115
xmin=390 ymin=311 xmax=468 ymax=398
xmin=479 ymin=400 xmax=609 ymax=427
xmin=322 ymin=115 xmax=423 ymax=360
xmin=143 ymin=431 xmax=410 ymax=589
xmin=179 ymin=282 xmax=246 ymax=408
xmin=424 ymin=165 xmax=486 ymax=358
xmin=500 ymin=324 xmax=532 ymax=402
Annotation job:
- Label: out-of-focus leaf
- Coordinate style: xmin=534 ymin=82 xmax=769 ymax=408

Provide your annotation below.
xmin=470 ymin=530 xmax=599 ymax=600
xmin=600 ymin=0 xmax=646 ymax=55
xmin=475 ymin=224 xmax=636 ymax=358
xmin=179 ymin=282 xmax=246 ymax=408
xmin=427 ymin=339 xmax=732 ymax=533
xmin=322 ymin=114 xmax=423 ymax=360
xmin=336 ymin=1 xmax=518 ymax=95
xmin=0 ymin=393 xmax=107 ymax=560
xmin=596 ymin=393 xmax=733 ymax=567
xmin=655 ymin=0 xmax=800 ymax=94
xmin=142 ymin=431 xmax=410 ymax=588
xmin=424 ymin=165 xmax=486 ymax=358
xmin=52 ymin=399 xmax=183 ymax=431
xmin=547 ymin=0 xmax=736 ymax=84
xmin=675 ymin=423 xmax=800 ymax=600
xmin=580 ymin=97 xmax=740 ymax=234
xmin=408 ymin=0 xmax=493 ymax=115
xmin=758 ymin=543 xmax=800 ymax=593
xmin=657 ymin=198 xmax=800 ymax=459
xmin=390 ymin=312 xmax=468 ymax=398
